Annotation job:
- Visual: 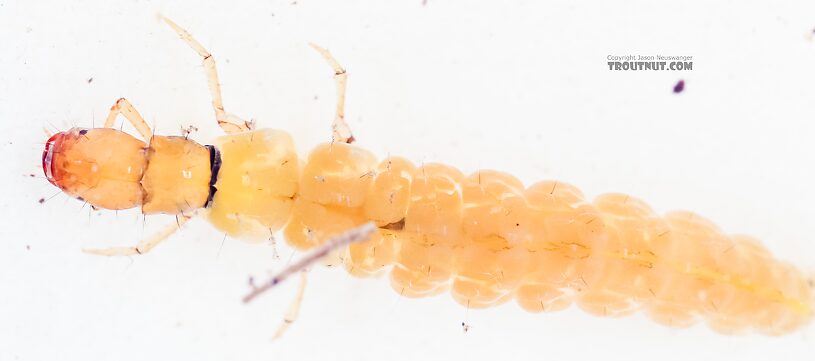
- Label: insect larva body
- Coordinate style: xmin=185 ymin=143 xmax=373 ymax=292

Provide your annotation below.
xmin=44 ymin=124 xmax=812 ymax=335
xmin=41 ymin=17 xmax=812 ymax=338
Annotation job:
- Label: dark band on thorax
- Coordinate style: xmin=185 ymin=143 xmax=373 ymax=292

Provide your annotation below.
xmin=205 ymin=145 xmax=222 ymax=208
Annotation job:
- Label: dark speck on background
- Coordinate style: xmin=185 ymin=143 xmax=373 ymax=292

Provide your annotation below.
xmin=38 ymin=198 xmax=45 ymax=204
xmin=673 ymin=79 xmax=685 ymax=93
xmin=87 ymin=77 xmax=93 ymax=84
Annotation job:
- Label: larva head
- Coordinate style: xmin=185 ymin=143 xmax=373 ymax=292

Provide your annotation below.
xmin=42 ymin=127 xmax=147 ymax=210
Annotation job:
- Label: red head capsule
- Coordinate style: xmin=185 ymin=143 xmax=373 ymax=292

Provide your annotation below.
xmin=42 ymin=127 xmax=148 ymax=210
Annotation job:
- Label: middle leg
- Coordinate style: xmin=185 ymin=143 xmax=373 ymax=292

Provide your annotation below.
xmin=160 ymin=15 xmax=252 ymax=134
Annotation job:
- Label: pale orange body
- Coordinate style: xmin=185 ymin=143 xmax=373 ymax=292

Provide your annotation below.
xmin=43 ymin=126 xmax=813 ymax=335
xmin=41 ymin=17 xmax=813 ymax=337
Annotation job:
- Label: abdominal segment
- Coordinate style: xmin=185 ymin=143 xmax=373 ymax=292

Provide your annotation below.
xmin=209 ymin=130 xmax=812 ymax=335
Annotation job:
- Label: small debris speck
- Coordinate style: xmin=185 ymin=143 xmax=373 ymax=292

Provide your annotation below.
xmin=87 ymin=77 xmax=93 ymax=84
xmin=38 ymin=198 xmax=45 ymax=204
xmin=26 ymin=245 xmax=31 ymax=251
xmin=673 ymin=79 xmax=685 ymax=94
xmin=181 ymin=125 xmax=199 ymax=138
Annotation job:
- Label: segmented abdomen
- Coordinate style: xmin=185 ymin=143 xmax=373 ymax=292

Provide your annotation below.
xmin=208 ymin=130 xmax=813 ymax=335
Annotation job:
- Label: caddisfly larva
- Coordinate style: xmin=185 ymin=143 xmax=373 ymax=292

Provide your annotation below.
xmin=41 ymin=16 xmax=813 ymax=337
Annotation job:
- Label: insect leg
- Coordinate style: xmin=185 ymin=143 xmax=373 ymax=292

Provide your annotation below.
xmin=308 ymin=43 xmax=355 ymax=143
xmin=272 ymin=270 xmax=308 ymax=340
xmin=82 ymin=214 xmax=192 ymax=256
xmin=159 ymin=15 xmax=252 ymax=134
xmin=103 ymin=98 xmax=153 ymax=141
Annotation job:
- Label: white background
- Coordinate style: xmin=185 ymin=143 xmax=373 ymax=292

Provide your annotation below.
xmin=2 ymin=1 xmax=815 ymax=360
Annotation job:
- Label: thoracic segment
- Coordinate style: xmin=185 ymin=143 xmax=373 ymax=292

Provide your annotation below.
xmin=206 ymin=130 xmax=813 ymax=335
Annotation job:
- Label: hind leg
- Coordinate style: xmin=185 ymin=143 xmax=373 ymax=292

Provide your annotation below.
xmin=309 ymin=43 xmax=355 ymax=143
xmin=271 ymin=271 xmax=308 ymax=340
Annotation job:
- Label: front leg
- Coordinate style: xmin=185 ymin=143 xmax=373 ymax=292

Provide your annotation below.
xmin=83 ymin=214 xmax=192 ymax=256
xmin=104 ymin=98 xmax=153 ymax=141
